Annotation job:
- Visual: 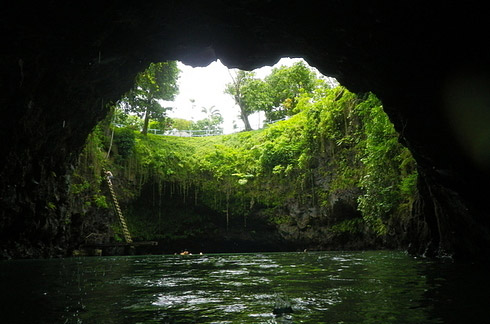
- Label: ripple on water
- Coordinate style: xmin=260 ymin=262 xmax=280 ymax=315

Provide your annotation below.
xmin=153 ymin=292 xmax=222 ymax=309
xmin=210 ymin=269 xmax=250 ymax=276
xmin=0 ymin=251 xmax=470 ymax=324
xmin=141 ymin=275 xmax=204 ymax=288
xmin=259 ymin=263 xmax=280 ymax=269
xmin=218 ymin=303 xmax=247 ymax=313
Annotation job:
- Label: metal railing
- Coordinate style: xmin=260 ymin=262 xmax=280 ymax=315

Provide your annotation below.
xmin=149 ymin=129 xmax=223 ymax=137
xmin=114 ymin=116 xmax=289 ymax=137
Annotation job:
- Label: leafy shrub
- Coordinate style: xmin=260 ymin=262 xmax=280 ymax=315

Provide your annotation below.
xmin=113 ymin=127 xmax=136 ymax=158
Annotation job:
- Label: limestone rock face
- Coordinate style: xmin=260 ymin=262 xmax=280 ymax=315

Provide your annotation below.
xmin=2 ymin=2 xmax=490 ymax=259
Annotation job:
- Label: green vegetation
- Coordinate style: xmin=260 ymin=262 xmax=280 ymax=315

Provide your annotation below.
xmin=118 ymin=61 xmax=180 ymax=135
xmin=73 ymin=60 xmax=417 ymax=248
xmin=188 ymin=106 xmax=224 ymax=134
xmin=262 ymin=60 xmax=318 ymax=121
xmin=225 ymin=61 xmax=319 ymax=130
xmin=78 ymin=83 xmax=416 ymax=244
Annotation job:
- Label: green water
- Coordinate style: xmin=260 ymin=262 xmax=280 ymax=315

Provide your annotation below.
xmin=0 ymin=251 xmax=488 ymax=323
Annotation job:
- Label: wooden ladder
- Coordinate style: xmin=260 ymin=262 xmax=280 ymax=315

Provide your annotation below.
xmin=105 ymin=171 xmax=133 ymax=243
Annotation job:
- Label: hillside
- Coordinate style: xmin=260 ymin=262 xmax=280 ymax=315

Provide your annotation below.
xmin=69 ymin=86 xmax=417 ymax=254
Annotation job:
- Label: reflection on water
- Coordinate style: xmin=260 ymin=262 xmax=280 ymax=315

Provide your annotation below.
xmin=0 ymin=251 xmax=489 ymax=323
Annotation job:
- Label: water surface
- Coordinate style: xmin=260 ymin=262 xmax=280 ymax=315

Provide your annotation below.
xmin=0 ymin=251 xmax=488 ymax=323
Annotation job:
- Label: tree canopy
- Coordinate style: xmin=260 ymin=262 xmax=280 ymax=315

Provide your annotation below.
xmin=225 ymin=61 xmax=322 ymax=130
xmin=118 ymin=61 xmax=180 ymax=135
xmin=224 ymin=70 xmax=265 ymax=131
xmin=189 ymin=106 xmax=224 ymax=135
xmin=264 ymin=61 xmax=318 ymax=121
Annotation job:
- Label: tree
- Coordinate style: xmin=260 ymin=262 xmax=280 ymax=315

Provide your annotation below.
xmin=113 ymin=107 xmax=144 ymax=130
xmin=225 ymin=62 xmax=320 ymax=130
xmin=225 ymin=70 xmax=271 ymax=131
xmin=149 ymin=119 xmax=172 ymax=132
xmin=190 ymin=106 xmax=224 ymax=135
xmin=171 ymin=118 xmax=194 ymax=131
xmin=119 ymin=61 xmax=180 ymax=135
xmin=264 ymin=61 xmax=317 ymax=122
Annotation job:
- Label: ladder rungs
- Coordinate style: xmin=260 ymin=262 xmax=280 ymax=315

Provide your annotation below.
xmin=105 ymin=172 xmax=132 ymax=244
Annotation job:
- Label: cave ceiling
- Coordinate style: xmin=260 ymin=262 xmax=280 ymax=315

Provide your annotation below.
xmin=2 ymin=1 xmax=490 ymax=259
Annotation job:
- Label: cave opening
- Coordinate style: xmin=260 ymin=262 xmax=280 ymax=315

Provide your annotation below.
xmin=4 ymin=2 xmax=490 ymax=322
xmin=94 ymin=53 xmax=417 ymax=256
xmin=120 ymin=57 xmax=338 ymax=134
xmin=2 ymin=0 xmax=490 ymax=263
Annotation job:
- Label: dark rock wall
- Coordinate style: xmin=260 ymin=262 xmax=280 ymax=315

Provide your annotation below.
xmin=2 ymin=1 xmax=490 ymax=259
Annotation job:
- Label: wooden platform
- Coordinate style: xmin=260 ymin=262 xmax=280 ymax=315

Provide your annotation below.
xmin=73 ymin=241 xmax=158 ymax=257
xmin=82 ymin=241 xmax=158 ymax=248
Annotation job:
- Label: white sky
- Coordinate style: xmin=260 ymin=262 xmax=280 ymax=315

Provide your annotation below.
xmin=163 ymin=57 xmax=308 ymax=134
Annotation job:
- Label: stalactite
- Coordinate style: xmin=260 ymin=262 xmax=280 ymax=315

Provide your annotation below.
xmin=158 ymin=179 xmax=163 ymax=233
xmin=152 ymin=181 xmax=156 ymax=207
xmin=241 ymin=194 xmax=246 ymax=228
xmin=194 ymin=186 xmax=198 ymax=206
xmin=138 ymin=172 xmax=145 ymax=191
xmin=226 ymin=190 xmax=230 ymax=231
xmin=245 ymin=197 xmax=255 ymax=228
xmin=182 ymin=181 xmax=186 ymax=204
xmin=310 ymin=172 xmax=316 ymax=206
